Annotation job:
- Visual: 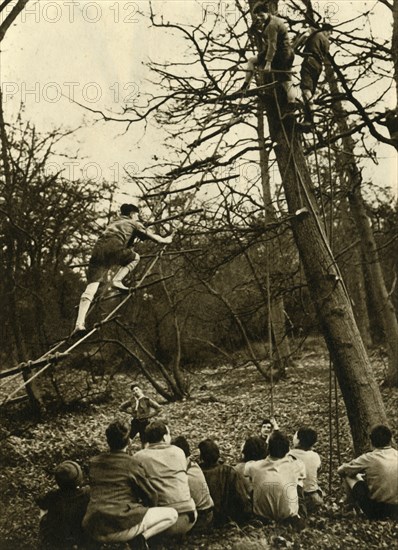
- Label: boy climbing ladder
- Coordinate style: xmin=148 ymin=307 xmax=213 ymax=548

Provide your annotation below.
xmin=73 ymin=202 xmax=172 ymax=335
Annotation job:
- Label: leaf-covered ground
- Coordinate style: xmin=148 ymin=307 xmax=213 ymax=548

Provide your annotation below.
xmin=1 ymin=342 xmax=397 ymax=549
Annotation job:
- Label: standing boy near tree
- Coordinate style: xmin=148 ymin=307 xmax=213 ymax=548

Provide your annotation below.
xmin=73 ymin=201 xmax=172 ymax=334
xmin=120 ymin=384 xmax=162 ymax=445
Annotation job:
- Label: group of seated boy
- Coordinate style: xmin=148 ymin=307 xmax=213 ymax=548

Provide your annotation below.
xmin=36 ymin=385 xmax=398 ymax=549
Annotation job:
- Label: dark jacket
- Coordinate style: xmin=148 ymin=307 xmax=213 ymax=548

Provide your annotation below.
xmin=200 ymin=462 xmax=251 ymax=525
xmin=37 ymin=486 xmax=90 ymax=549
xmin=83 ymin=451 xmax=157 ymax=539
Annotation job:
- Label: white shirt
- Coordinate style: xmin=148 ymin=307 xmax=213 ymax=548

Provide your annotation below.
xmin=245 ymin=455 xmax=306 ymax=520
xmin=338 ymin=447 xmax=398 ymax=505
xmin=289 ymin=448 xmax=321 ymax=493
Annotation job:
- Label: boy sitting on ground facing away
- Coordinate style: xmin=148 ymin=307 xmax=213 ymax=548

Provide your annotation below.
xmin=36 ymin=460 xmax=90 ymax=549
xmin=235 ymin=436 xmax=267 ymax=494
xmin=133 ymin=421 xmax=197 ymax=536
xmin=289 ymin=427 xmax=323 ymax=512
xmin=337 ymin=424 xmax=398 ymax=520
xmin=83 ymin=420 xmax=177 ymax=549
xmin=199 ymin=438 xmax=252 ymax=526
xmin=172 ymin=435 xmax=214 ymax=532
xmin=245 ymin=431 xmax=306 ymax=529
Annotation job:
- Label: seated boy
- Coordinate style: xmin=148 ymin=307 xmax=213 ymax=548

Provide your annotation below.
xmin=337 ymin=424 xmax=398 ymax=520
xmin=235 ymin=436 xmax=267 ymax=494
xmin=245 ymin=431 xmax=306 ymax=529
xmin=259 ymin=417 xmax=279 ymax=453
xmin=172 ymin=435 xmax=214 ymax=531
xmin=36 ymin=460 xmax=90 ymax=549
xmin=289 ymin=427 xmax=323 ymax=512
xmin=133 ymin=421 xmax=197 ymax=536
xmin=83 ymin=420 xmax=177 ymax=547
xmin=199 ymin=438 xmax=251 ymax=526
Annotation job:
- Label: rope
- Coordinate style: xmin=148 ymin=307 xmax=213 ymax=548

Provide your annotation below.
xmin=328 ymin=355 xmax=333 ymax=494
xmin=266 ymin=241 xmax=274 ymax=416
xmin=327 ymin=115 xmax=342 ymax=467
xmin=311 ymin=121 xmax=328 ymax=233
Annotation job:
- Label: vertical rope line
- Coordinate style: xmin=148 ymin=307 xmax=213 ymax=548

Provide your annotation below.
xmin=327 ymin=116 xmax=341 ymax=466
xmin=266 ymin=241 xmax=274 ymax=416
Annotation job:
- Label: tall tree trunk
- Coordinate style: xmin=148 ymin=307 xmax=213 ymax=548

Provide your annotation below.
xmin=160 ymin=263 xmax=189 ymax=397
xmin=257 ymin=105 xmax=292 ymax=376
xmin=348 ymin=185 xmax=398 ymax=385
xmin=326 ymin=63 xmax=398 ymax=386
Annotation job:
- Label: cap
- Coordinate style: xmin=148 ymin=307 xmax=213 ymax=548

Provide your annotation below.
xmin=54 ymin=460 xmax=83 ymax=488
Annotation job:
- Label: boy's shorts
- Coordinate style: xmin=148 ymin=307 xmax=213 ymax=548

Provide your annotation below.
xmin=87 ymin=237 xmax=137 ymax=283
xmin=352 ymin=480 xmax=398 ymax=520
xmin=300 ymin=56 xmax=322 ymax=94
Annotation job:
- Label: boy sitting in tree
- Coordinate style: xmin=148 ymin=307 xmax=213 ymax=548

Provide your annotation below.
xmin=240 ymin=1 xmax=295 ymax=105
xmin=73 ymin=201 xmax=172 ymax=334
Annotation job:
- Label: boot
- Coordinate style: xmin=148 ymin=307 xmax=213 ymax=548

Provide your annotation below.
xmin=112 ymin=266 xmax=131 ymax=291
xmin=128 ymin=534 xmax=149 ymax=550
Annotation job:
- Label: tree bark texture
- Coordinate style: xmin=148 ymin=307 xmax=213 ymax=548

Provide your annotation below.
xmin=326 ymin=63 xmax=398 ymax=386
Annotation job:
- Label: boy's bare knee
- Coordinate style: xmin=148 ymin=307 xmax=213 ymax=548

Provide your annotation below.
xmin=247 ymin=56 xmax=258 ymax=69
